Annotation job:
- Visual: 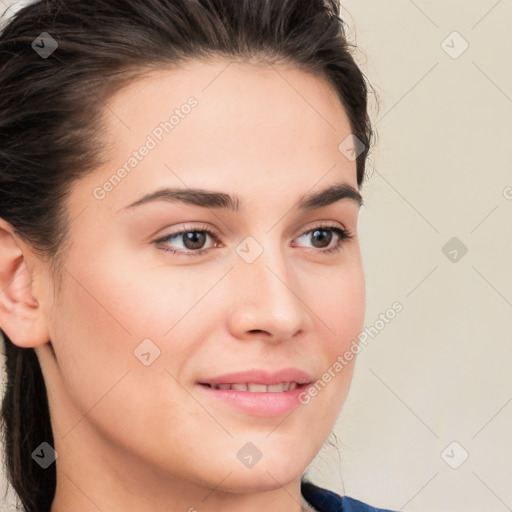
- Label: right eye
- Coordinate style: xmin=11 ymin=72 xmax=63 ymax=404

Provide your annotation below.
xmin=153 ymin=223 xmax=221 ymax=257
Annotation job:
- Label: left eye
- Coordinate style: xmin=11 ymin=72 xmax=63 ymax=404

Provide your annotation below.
xmin=154 ymin=223 xmax=353 ymax=257
xmin=294 ymin=225 xmax=352 ymax=253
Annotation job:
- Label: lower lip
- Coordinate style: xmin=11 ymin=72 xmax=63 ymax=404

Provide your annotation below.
xmin=195 ymin=383 xmax=312 ymax=417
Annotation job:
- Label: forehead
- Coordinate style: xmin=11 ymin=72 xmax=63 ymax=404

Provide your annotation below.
xmin=70 ymin=58 xmax=357 ymax=218
xmin=103 ymin=58 xmax=353 ymax=156
xmin=106 ymin=58 xmax=349 ymax=127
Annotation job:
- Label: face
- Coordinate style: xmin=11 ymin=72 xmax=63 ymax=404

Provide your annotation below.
xmin=36 ymin=59 xmax=365 ymax=495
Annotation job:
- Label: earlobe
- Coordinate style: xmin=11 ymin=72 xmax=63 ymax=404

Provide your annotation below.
xmin=0 ymin=218 xmax=51 ymax=348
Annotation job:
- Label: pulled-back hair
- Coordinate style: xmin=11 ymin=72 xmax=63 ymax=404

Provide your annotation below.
xmin=0 ymin=1 xmax=374 ymax=510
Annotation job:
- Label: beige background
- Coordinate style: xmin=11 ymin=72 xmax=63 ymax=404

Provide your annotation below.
xmin=1 ymin=1 xmax=511 ymax=511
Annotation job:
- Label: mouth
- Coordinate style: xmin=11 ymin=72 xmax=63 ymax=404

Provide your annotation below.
xmin=198 ymin=382 xmax=308 ymax=392
xmin=196 ymin=381 xmax=314 ymax=416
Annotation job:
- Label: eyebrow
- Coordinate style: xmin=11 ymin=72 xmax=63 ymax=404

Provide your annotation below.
xmin=119 ymin=182 xmax=362 ymax=213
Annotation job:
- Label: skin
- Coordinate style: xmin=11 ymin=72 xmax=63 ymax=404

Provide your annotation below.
xmin=0 ymin=58 xmax=365 ymax=512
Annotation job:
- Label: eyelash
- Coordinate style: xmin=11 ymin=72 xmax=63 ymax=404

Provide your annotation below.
xmin=154 ymin=222 xmax=353 ymax=257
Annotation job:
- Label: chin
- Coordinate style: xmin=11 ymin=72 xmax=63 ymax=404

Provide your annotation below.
xmin=220 ymin=462 xmax=303 ymax=493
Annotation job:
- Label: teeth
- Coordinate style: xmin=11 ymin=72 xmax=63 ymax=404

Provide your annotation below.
xmin=209 ymin=382 xmax=299 ymax=392
xmin=268 ymin=383 xmax=289 ymax=392
xmin=247 ymin=383 xmax=267 ymax=392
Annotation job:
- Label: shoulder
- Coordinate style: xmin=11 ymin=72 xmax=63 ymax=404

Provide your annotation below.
xmin=301 ymin=481 xmax=400 ymax=512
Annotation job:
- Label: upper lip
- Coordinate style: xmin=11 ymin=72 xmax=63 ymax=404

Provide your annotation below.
xmin=198 ymin=368 xmax=314 ymax=386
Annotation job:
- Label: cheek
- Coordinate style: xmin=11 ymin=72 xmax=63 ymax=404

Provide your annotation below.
xmin=305 ymin=259 xmax=365 ymax=399
xmin=312 ymin=258 xmax=365 ymax=352
xmin=48 ymin=255 xmax=200 ymax=457
xmin=50 ymin=241 xmax=214 ymax=411
xmin=49 ymin=267 xmax=135 ymax=423
xmin=47 ymin=245 xmax=155 ymax=416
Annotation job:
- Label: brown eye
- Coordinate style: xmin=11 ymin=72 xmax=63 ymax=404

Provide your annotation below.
xmin=309 ymin=228 xmax=334 ymax=249
xmin=294 ymin=224 xmax=353 ymax=254
xmin=154 ymin=224 xmax=218 ymax=257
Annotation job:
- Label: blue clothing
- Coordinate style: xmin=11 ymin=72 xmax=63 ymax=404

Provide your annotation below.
xmin=301 ymin=481 xmax=399 ymax=512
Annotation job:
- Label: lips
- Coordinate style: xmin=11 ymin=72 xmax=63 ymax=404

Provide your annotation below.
xmin=195 ymin=370 xmax=315 ymax=416
xmin=197 ymin=368 xmax=314 ymax=388
xmin=201 ymin=382 xmax=299 ymax=392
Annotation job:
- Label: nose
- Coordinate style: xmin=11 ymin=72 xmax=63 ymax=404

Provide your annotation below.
xmin=226 ymin=241 xmax=311 ymax=343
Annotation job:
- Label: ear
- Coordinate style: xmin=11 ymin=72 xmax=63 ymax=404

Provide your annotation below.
xmin=0 ymin=218 xmax=51 ymax=348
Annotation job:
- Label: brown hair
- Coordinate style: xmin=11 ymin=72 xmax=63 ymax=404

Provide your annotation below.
xmin=0 ymin=1 xmax=374 ymax=510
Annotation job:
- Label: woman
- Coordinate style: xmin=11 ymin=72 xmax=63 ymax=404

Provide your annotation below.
xmin=0 ymin=1 xmax=399 ymax=511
